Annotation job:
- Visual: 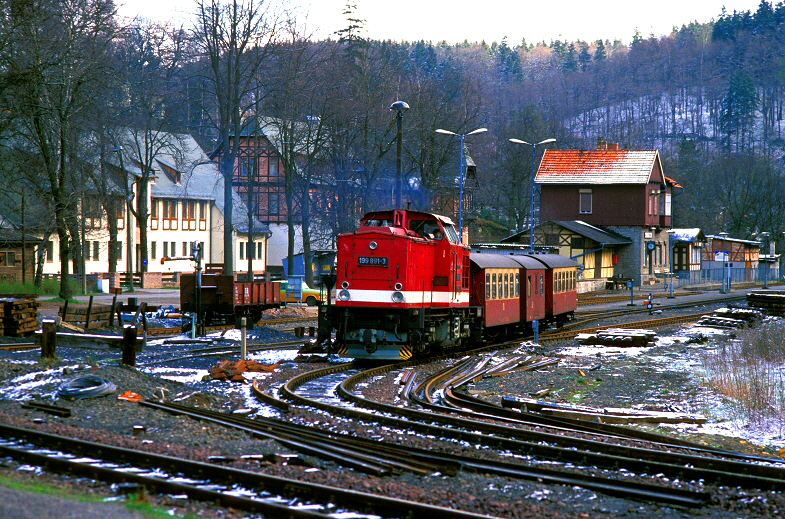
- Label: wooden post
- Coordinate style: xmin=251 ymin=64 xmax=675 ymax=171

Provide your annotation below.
xmin=110 ymin=287 xmax=122 ymax=326
xmin=133 ymin=302 xmax=147 ymax=335
xmin=41 ymin=319 xmax=56 ymax=359
xmin=84 ymin=295 xmax=94 ymax=330
xmin=122 ymin=325 xmax=137 ymax=366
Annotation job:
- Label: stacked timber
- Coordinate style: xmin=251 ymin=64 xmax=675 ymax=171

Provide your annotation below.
xmin=712 ymin=307 xmax=764 ymax=322
xmin=746 ymin=291 xmax=785 ymax=315
xmin=696 ymin=315 xmax=748 ymax=329
xmin=59 ymin=304 xmax=113 ymax=331
xmin=0 ymin=297 xmax=40 ymax=337
xmin=574 ymin=328 xmax=656 ymax=347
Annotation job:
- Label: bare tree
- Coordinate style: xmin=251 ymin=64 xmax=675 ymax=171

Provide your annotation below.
xmin=192 ymin=0 xmax=277 ymax=274
xmin=0 ymin=0 xmax=117 ymax=299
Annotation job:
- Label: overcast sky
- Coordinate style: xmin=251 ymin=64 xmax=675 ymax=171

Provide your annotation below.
xmin=117 ymin=0 xmax=765 ymax=44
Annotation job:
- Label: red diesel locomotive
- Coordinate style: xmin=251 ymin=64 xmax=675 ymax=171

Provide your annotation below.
xmin=318 ymin=209 xmax=578 ymax=360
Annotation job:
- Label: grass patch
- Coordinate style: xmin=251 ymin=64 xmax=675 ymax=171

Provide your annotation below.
xmin=0 ymin=278 xmax=82 ymax=298
xmin=0 ymin=472 xmax=196 ymax=518
xmin=700 ymin=320 xmax=785 ymax=429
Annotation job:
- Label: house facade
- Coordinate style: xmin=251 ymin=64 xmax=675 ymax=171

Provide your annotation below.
xmin=536 ymin=143 xmax=680 ymax=286
xmin=39 ymin=132 xmax=269 ymax=283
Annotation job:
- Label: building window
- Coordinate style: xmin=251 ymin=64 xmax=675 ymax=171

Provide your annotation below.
xmin=92 ymin=241 xmax=99 ymax=261
xmin=151 ymin=199 xmax=158 ymax=219
xmin=170 ymin=242 xmax=176 ymax=257
xmin=579 ymin=189 xmax=592 ymax=214
xmin=151 ymin=242 xmax=157 ymax=260
xmin=4 ymin=252 xmax=14 ymax=266
xmin=182 ymin=242 xmax=188 ymax=256
xmin=199 ymin=201 xmax=207 ymax=221
xmin=257 ymin=242 xmax=262 ymax=260
xmin=163 ymin=242 xmax=168 ymax=258
xmin=45 ymin=241 xmax=54 ymax=262
xmin=116 ymin=242 xmax=122 ymax=261
xmin=268 ymin=156 xmax=278 ymax=177
xmin=269 ymin=193 xmax=279 ymax=215
xmin=239 ymin=242 xmax=245 ymax=260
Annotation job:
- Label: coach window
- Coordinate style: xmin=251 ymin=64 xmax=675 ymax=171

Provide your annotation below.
xmin=503 ymin=273 xmax=509 ymax=298
xmin=497 ymin=275 xmax=503 ymax=299
xmin=515 ymin=273 xmax=520 ymax=297
xmin=491 ymin=273 xmax=497 ymax=299
xmin=540 ymin=274 xmax=544 ymax=295
xmin=527 ymin=275 xmax=532 ymax=298
xmin=508 ymin=274 xmax=513 ymax=298
xmin=485 ymin=273 xmax=491 ymax=299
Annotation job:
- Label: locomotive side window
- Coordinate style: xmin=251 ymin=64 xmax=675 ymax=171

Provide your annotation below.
xmin=515 ymin=273 xmax=520 ymax=297
xmin=492 ymin=273 xmax=497 ymax=299
xmin=503 ymin=273 xmax=509 ymax=298
xmin=365 ymin=218 xmax=393 ymax=227
xmin=486 ymin=273 xmax=491 ymax=299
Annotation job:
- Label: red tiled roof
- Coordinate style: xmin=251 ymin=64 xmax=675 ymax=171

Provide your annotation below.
xmin=536 ymin=150 xmax=659 ymax=184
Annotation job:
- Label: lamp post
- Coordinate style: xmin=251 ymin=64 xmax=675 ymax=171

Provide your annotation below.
xmin=112 ymin=146 xmax=134 ymax=292
xmin=509 ymin=138 xmax=556 ymax=253
xmin=760 ymin=231 xmax=770 ymax=289
xmin=435 ymin=127 xmax=488 ymax=241
xmin=389 ymin=101 xmax=409 ymax=208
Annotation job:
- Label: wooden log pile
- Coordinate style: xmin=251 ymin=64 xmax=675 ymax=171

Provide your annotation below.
xmin=0 ymin=297 xmax=40 ymax=337
xmin=574 ymin=328 xmax=657 ymax=347
xmin=59 ymin=302 xmax=113 ymax=331
xmin=208 ymin=359 xmax=280 ymax=382
xmin=746 ymin=291 xmax=785 ymax=316
xmin=695 ymin=315 xmax=748 ymax=329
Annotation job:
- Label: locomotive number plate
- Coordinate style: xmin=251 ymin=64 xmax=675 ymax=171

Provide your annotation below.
xmin=358 ymin=256 xmax=388 ymax=266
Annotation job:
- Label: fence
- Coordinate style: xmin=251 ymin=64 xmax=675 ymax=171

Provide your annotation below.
xmin=674 ymin=266 xmax=782 ymax=288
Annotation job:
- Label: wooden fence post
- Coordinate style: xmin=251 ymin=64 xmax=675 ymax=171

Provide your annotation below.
xmin=122 ymin=325 xmax=137 ymax=366
xmin=41 ymin=319 xmax=56 ymax=359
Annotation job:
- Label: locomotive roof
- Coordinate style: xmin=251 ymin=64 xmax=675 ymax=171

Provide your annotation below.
xmin=525 ymin=254 xmax=579 ymax=269
xmin=470 ymin=254 xmax=545 ymax=269
xmin=362 ymin=209 xmax=456 ymax=226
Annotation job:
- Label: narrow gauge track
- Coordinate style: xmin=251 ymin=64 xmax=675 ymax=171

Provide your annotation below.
xmin=577 ymin=291 xmax=704 ymax=306
xmin=0 ymin=422 xmax=497 ymax=519
xmin=139 ymin=315 xmax=316 ymax=338
xmin=136 ymin=340 xmax=305 ymax=367
xmin=140 ymin=399 xmax=709 ymax=507
xmin=272 ymin=361 xmax=785 ymax=499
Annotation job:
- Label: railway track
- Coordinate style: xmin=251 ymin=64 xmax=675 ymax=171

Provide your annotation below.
xmin=0 ymin=422 xmax=495 ymax=519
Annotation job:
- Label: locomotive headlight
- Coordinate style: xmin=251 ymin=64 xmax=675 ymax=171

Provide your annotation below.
xmin=369 ymin=241 xmax=378 ymax=250
xmin=391 ymin=291 xmax=405 ymax=303
xmin=394 ymin=282 xmax=403 ymax=291
xmin=338 ymin=289 xmax=351 ymax=301
xmin=341 ymin=281 xmax=349 ymax=289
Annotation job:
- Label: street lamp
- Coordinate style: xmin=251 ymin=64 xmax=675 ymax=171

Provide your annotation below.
xmin=389 ymin=101 xmax=409 ymax=208
xmin=760 ymin=231 xmax=770 ymax=289
xmin=509 ymin=138 xmax=556 ymax=253
xmin=435 ymin=127 xmax=488 ymax=241
xmin=112 ymin=146 xmax=134 ymax=292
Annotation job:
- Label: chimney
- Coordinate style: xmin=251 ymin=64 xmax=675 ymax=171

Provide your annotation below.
xmin=607 ymin=143 xmax=619 ymax=151
xmin=596 ymin=137 xmax=607 ymax=150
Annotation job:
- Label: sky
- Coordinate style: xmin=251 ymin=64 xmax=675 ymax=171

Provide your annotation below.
xmin=117 ymin=0 xmax=765 ymax=45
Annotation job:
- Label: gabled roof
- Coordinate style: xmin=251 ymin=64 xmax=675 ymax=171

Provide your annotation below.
xmin=500 ymin=220 xmax=631 ymax=246
xmin=536 ymin=149 xmax=661 ymax=184
xmin=551 ymin=220 xmax=632 ymax=245
xmin=670 ymin=228 xmax=706 ymax=243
